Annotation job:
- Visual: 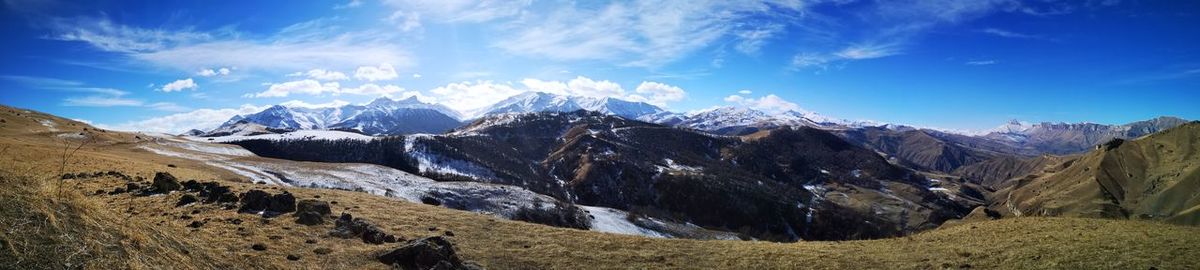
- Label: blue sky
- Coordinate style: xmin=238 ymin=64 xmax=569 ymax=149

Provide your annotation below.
xmin=1 ymin=0 xmax=1198 ymax=133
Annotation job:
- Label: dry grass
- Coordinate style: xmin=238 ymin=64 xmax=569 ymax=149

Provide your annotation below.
xmin=2 ymin=105 xmax=1198 ymax=269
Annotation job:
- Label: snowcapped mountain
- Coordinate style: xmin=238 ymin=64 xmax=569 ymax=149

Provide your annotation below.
xmin=675 ymin=106 xmax=885 ymax=135
xmin=474 ymin=92 xmax=665 ymax=120
xmin=208 ymin=96 xmax=462 ymax=136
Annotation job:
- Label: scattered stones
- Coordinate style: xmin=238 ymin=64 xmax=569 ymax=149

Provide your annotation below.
xmin=151 ymin=172 xmax=181 ymax=193
xmin=329 ymin=213 xmax=398 ymax=245
xmin=444 ymin=231 xmax=455 ymax=237
xmin=376 ymin=236 xmax=474 ymax=270
xmin=286 ymin=254 xmax=301 ymax=261
xmin=305 ymin=239 xmax=318 ymax=244
xmin=313 ymin=248 xmax=333 ymax=255
xmin=229 ymin=218 xmax=243 ymax=225
xmin=93 ymin=189 xmax=105 ymax=195
xmin=176 ymin=194 xmax=198 ymax=207
xmin=187 ymin=221 xmax=204 ymax=228
xmin=167 ymin=164 xmax=177 ymax=168
xmin=251 ymin=243 xmax=267 ymax=251
xmin=109 ymin=187 xmax=126 ymax=195
xmin=295 ymin=200 xmax=332 ymax=225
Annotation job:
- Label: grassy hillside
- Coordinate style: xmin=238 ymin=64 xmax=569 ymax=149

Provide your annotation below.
xmin=2 ymin=106 xmax=1198 ymax=269
xmin=997 ymin=122 xmax=1200 ymax=224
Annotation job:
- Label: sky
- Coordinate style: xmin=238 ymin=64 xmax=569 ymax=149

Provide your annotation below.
xmin=1 ymin=0 xmax=1198 ymax=134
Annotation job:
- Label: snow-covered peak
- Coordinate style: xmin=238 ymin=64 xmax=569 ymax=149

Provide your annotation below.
xmin=209 ymin=97 xmax=463 ymax=135
xmin=679 ymin=106 xmax=779 ymax=130
xmin=474 ymin=91 xmax=664 ymax=120
xmin=989 ymin=119 xmax=1035 ymax=134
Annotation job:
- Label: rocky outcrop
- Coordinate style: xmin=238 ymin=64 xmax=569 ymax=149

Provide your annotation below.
xmin=238 ymin=190 xmax=296 ymax=217
xmin=377 ymin=236 xmax=481 ymax=270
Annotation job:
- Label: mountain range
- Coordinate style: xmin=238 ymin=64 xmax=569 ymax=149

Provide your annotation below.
xmin=201 ymin=92 xmax=1189 ymax=159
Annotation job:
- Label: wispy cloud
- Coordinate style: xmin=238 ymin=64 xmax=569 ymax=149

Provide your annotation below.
xmin=490 ymin=1 xmax=806 ymax=67
xmin=981 ymin=28 xmax=1041 ymax=39
xmin=966 ymin=60 xmax=998 ymax=65
xmin=63 ymin=96 xmax=143 ymax=107
xmin=47 ymin=16 xmax=415 ymax=72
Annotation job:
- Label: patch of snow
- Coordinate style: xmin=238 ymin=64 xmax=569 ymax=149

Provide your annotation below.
xmin=39 ymin=119 xmax=58 ymax=132
xmin=55 ymin=132 xmax=87 ymax=139
xmin=581 ymin=206 xmax=670 ymax=238
xmin=659 ymin=158 xmax=702 ymax=173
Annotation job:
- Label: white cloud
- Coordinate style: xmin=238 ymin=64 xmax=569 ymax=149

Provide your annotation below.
xmin=340 ymin=84 xmax=408 ymax=96
xmin=428 ymin=80 xmax=524 ymax=112
xmin=724 ymin=94 xmax=802 ymax=114
xmin=521 ymin=76 xmax=625 ymax=99
xmin=280 ymin=99 xmax=351 ymax=109
xmin=196 ymin=67 xmax=232 ymax=77
xmin=252 ymin=80 xmax=340 ymax=98
xmin=412 ymin=73 xmax=422 ymax=79
xmin=250 ymin=79 xmax=413 ymax=98
xmin=160 ymin=78 xmax=197 ymax=92
xmin=354 ymin=63 xmax=399 ymax=81
xmin=738 ymin=90 xmax=752 ymax=95
xmin=518 ymin=76 xmax=687 ymax=107
xmin=289 ymin=69 xmax=349 ymax=81
xmin=97 ymin=104 xmax=269 ymax=134
xmin=632 ymin=81 xmax=686 ymax=107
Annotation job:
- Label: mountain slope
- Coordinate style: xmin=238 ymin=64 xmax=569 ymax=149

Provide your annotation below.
xmin=993 ymin=122 xmax=1200 ymax=224
xmin=837 ymin=126 xmax=1002 ymax=173
xmin=231 ymin=111 xmax=971 ymax=241
xmin=951 ymin=155 xmax=1066 ymax=189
